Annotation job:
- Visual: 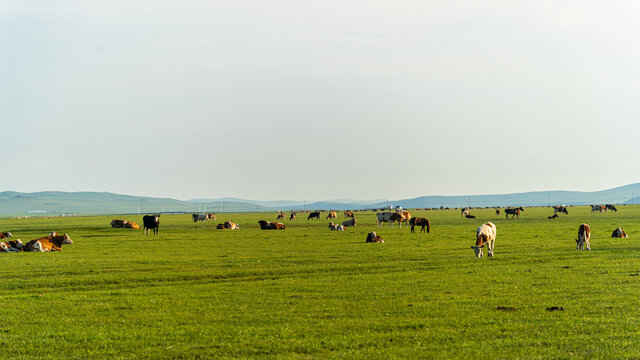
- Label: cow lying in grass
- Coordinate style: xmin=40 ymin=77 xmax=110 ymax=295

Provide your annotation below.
xmin=258 ymin=220 xmax=285 ymax=230
xmin=217 ymin=221 xmax=239 ymax=230
xmin=111 ymin=219 xmax=140 ymax=229
xmin=366 ymin=232 xmax=384 ymax=243
xmin=0 ymin=239 xmax=23 ymax=252
xmin=472 ymin=222 xmax=496 ymax=258
xmin=23 ymin=233 xmax=73 ymax=252
xmin=342 ymin=218 xmax=357 ymax=227
xmin=0 ymin=232 xmax=12 ymax=239
xmin=328 ymin=222 xmax=345 ymax=231
xmin=611 ymin=227 xmax=628 ymax=238
xmin=548 ymin=214 xmax=558 ymax=219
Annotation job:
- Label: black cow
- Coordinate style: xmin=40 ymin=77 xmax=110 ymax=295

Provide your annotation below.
xmin=605 ymin=204 xmax=618 ymax=213
xmin=505 ymin=207 xmax=524 ymax=219
xmin=307 ymin=211 xmax=321 ymax=220
xmin=143 ymin=214 xmax=160 ymax=235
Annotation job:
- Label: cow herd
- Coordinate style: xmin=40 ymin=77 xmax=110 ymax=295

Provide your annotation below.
xmin=0 ymin=231 xmax=73 ymax=252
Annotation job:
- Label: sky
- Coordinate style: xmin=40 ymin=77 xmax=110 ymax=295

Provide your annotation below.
xmin=2 ymin=1 xmax=640 ymax=201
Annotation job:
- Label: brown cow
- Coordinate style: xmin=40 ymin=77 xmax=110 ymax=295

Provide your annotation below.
xmin=23 ymin=233 xmax=73 ymax=252
xmin=575 ymin=223 xmax=591 ymax=251
xmin=344 ymin=211 xmax=354 ymax=219
xmin=258 ymin=220 xmax=285 ymax=230
xmin=409 ymin=217 xmax=430 ymax=233
xmin=0 ymin=232 xmax=12 ymax=239
xmin=277 ymin=212 xmax=285 ymax=220
xmin=124 ymin=222 xmax=140 ymax=229
xmin=326 ymin=211 xmax=337 ymax=220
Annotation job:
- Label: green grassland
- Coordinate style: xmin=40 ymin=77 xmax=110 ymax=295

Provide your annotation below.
xmin=0 ymin=206 xmax=639 ymax=359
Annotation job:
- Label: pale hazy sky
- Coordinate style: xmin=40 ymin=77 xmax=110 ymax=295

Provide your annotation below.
xmin=3 ymin=1 xmax=640 ymax=201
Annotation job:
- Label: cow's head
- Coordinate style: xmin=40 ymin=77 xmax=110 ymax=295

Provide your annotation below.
xmin=62 ymin=234 xmax=73 ymax=245
xmin=471 ymin=245 xmax=484 ymax=258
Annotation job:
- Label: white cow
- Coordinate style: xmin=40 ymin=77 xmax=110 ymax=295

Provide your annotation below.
xmin=471 ymin=222 xmax=497 ymax=258
xmin=376 ymin=212 xmax=394 ymax=227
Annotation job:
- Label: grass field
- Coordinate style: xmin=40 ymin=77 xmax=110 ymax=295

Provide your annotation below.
xmin=0 ymin=206 xmax=639 ymax=359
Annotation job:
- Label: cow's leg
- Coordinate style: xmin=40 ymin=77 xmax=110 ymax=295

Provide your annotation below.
xmin=586 ymin=238 xmax=591 ymax=251
xmin=488 ymin=239 xmax=494 ymax=257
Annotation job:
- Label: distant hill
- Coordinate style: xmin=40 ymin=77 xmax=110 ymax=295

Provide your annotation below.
xmin=0 ymin=191 xmax=273 ymax=216
xmin=1 ymin=183 xmax=639 ymax=216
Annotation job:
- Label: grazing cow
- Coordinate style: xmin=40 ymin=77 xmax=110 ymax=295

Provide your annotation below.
xmin=143 ymin=215 xmax=160 ymax=235
xmin=344 ymin=211 xmax=354 ymax=219
xmin=328 ymin=222 xmax=345 ymax=231
xmin=465 ymin=214 xmax=476 ymax=219
xmin=192 ymin=213 xmax=211 ymax=223
xmin=326 ymin=211 xmax=337 ymax=220
xmin=366 ymin=231 xmax=384 ymax=243
xmin=342 ymin=218 xmax=357 ymax=227
xmin=461 ymin=208 xmax=470 ymax=217
xmin=399 ymin=211 xmax=412 ymax=227
xmin=207 ymin=213 xmax=216 ymax=221
xmin=308 ymin=211 xmax=321 ymax=220
xmin=591 ymin=205 xmax=605 ymax=214
xmin=611 ymin=227 xmax=628 ymax=238
xmin=605 ymin=204 xmax=618 ymax=213
xmin=409 ymin=217 xmax=430 ymax=233
xmin=0 ymin=239 xmax=23 ymax=252
xmin=23 ymin=233 xmax=73 ymax=252
xmin=496 ymin=209 xmax=500 ymax=216
xmin=505 ymin=207 xmax=524 ymax=219
xmin=548 ymin=214 xmax=558 ymax=219
xmin=389 ymin=212 xmax=406 ymax=227
xmin=376 ymin=212 xmax=394 ymax=226
xmin=277 ymin=212 xmax=285 ymax=220
xmin=471 ymin=222 xmax=497 ymax=258
xmin=553 ymin=205 xmax=568 ymax=215
xmin=258 ymin=220 xmax=285 ymax=230
xmin=575 ymin=223 xmax=591 ymax=250
xmin=289 ymin=212 xmax=296 ymax=221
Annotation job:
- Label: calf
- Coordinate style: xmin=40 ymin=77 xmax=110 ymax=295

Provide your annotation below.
xmin=611 ymin=227 xmax=628 ymax=238
xmin=575 ymin=223 xmax=591 ymax=251
xmin=409 ymin=217 xmax=430 ymax=233
xmin=24 ymin=234 xmax=73 ymax=252
xmin=471 ymin=222 xmax=497 ymax=258
xmin=465 ymin=214 xmax=476 ymax=219
xmin=366 ymin=231 xmax=384 ymax=243
xmin=342 ymin=218 xmax=357 ymax=227
xmin=143 ymin=214 xmax=160 ymax=235
xmin=548 ymin=214 xmax=558 ymax=219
